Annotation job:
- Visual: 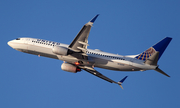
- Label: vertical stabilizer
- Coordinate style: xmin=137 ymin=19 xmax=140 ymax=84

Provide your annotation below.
xmin=135 ymin=37 xmax=172 ymax=61
xmin=152 ymin=37 xmax=172 ymax=60
xmin=145 ymin=51 xmax=159 ymax=65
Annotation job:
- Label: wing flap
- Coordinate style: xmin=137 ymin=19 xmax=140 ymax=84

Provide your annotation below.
xmin=77 ymin=47 xmax=87 ymax=52
xmin=78 ymin=41 xmax=89 ymax=46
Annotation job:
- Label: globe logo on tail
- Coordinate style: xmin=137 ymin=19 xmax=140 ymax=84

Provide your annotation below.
xmin=135 ymin=47 xmax=156 ymax=61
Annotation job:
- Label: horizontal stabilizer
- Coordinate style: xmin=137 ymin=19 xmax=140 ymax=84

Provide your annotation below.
xmin=155 ymin=67 xmax=170 ymax=77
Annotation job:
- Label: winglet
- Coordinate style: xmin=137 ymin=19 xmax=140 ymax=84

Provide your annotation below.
xmin=119 ymin=76 xmax=128 ymax=83
xmin=90 ymin=14 xmax=99 ymax=23
xmin=118 ymin=76 xmax=128 ymax=89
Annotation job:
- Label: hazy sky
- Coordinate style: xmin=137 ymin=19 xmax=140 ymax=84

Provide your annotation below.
xmin=1 ymin=0 xmax=180 ymax=108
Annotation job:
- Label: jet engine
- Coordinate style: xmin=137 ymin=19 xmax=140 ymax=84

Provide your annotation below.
xmin=52 ymin=46 xmax=68 ymax=55
xmin=61 ymin=63 xmax=81 ymax=73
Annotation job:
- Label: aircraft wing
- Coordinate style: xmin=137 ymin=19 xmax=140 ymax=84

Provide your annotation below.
xmin=69 ymin=14 xmax=99 ymax=54
xmin=79 ymin=66 xmax=128 ymax=89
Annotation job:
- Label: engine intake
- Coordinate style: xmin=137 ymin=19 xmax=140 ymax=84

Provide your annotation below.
xmin=61 ymin=63 xmax=81 ymax=73
xmin=52 ymin=46 xmax=68 ymax=55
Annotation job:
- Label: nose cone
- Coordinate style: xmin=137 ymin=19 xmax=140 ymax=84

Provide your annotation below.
xmin=7 ymin=41 xmax=13 ymax=47
xmin=7 ymin=40 xmax=17 ymax=49
xmin=7 ymin=39 xmax=27 ymax=51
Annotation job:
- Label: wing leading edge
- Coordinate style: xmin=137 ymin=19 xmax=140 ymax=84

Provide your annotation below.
xmin=79 ymin=66 xmax=128 ymax=89
xmin=69 ymin=14 xmax=99 ymax=53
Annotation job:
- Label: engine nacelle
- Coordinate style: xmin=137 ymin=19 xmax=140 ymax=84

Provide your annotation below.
xmin=61 ymin=63 xmax=81 ymax=73
xmin=52 ymin=46 xmax=68 ymax=55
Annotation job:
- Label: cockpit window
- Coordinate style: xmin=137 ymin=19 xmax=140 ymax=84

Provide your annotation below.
xmin=16 ymin=38 xmax=20 ymax=40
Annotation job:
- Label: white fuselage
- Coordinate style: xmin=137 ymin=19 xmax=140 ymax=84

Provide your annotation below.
xmin=8 ymin=37 xmax=157 ymax=71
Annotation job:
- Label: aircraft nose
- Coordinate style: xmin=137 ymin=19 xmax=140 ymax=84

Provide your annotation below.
xmin=7 ymin=40 xmax=15 ymax=48
xmin=7 ymin=41 xmax=12 ymax=47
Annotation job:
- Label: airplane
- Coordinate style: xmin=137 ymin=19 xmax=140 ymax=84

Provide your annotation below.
xmin=7 ymin=14 xmax=172 ymax=89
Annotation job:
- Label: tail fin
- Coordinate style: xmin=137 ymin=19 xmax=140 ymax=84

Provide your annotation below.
xmin=135 ymin=37 xmax=172 ymax=61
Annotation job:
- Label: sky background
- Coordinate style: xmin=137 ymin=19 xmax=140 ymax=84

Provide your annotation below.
xmin=1 ymin=0 xmax=180 ymax=108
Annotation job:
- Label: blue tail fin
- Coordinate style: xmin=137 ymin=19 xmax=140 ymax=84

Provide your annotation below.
xmin=135 ymin=37 xmax=172 ymax=61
